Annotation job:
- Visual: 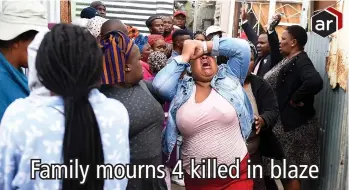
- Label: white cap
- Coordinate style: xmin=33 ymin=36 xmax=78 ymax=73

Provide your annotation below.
xmin=205 ymin=25 xmax=225 ymax=36
xmin=0 ymin=0 xmax=48 ymax=41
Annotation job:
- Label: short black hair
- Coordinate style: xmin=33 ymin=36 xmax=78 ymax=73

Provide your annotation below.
xmin=0 ymin=30 xmax=38 ymax=49
xmin=286 ymin=25 xmax=308 ymax=48
xmin=146 ymin=15 xmax=162 ymax=28
xmin=172 ymin=29 xmax=192 ymax=42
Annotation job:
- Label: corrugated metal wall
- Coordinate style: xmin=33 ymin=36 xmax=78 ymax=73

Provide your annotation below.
xmin=305 ymin=32 xmax=348 ymax=190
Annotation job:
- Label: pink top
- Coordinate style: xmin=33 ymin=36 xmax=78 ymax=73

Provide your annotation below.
xmin=141 ymin=61 xmax=153 ymax=80
xmin=176 ymin=86 xmax=248 ymax=173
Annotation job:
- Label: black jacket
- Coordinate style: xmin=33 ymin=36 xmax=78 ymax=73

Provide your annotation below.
xmin=276 ymin=52 xmax=323 ymax=131
xmin=265 ymin=28 xmax=324 ymax=131
xmin=247 ymin=75 xmax=284 ymax=159
xmin=241 ymin=22 xmax=280 ymax=77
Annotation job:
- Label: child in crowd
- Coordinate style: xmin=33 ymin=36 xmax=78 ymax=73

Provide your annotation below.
xmin=147 ymin=34 xmax=166 ymax=53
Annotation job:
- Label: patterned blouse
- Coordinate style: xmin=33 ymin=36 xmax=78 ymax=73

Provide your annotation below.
xmin=263 ymin=58 xmax=290 ymax=91
xmin=0 ymin=89 xmax=130 ymax=190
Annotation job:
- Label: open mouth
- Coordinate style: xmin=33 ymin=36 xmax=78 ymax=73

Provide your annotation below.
xmin=201 ymin=60 xmax=211 ymax=69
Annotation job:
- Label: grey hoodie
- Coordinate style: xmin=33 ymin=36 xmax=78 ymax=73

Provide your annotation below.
xmin=27 ymin=29 xmax=51 ymax=97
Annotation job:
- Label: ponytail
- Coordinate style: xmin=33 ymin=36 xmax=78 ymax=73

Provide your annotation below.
xmin=36 ymin=24 xmax=104 ymax=190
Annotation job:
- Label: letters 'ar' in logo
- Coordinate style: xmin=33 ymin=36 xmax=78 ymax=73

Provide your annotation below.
xmin=311 ymin=7 xmax=343 ymax=37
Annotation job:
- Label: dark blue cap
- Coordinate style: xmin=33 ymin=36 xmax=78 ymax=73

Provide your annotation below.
xmin=80 ymin=7 xmax=99 ymax=19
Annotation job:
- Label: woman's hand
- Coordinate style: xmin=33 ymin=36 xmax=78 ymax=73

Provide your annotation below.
xmin=254 ymin=115 xmax=265 ymax=134
xmin=290 ymin=100 xmax=304 ymax=107
xmin=181 ymin=40 xmax=208 ymax=62
xmin=268 ymin=13 xmax=282 ymax=31
xmin=240 ymin=5 xmax=248 ymax=22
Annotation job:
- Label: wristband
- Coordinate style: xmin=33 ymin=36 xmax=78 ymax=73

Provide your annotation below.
xmin=202 ymin=41 xmax=208 ymax=54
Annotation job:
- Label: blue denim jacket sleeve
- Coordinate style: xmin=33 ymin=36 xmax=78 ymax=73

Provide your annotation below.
xmin=152 ymin=56 xmax=188 ymax=102
xmin=211 ymin=36 xmax=251 ymax=85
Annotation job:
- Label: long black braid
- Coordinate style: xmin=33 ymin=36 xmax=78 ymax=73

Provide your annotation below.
xmin=36 ymin=24 xmax=104 ymax=190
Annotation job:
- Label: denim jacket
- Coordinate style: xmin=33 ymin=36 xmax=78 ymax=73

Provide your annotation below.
xmin=152 ymin=36 xmax=254 ymax=161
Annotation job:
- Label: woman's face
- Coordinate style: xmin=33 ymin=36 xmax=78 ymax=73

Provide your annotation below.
xmin=191 ymin=55 xmax=218 ymax=82
xmin=141 ymin=44 xmax=152 ymax=62
xmin=95 ymin=5 xmax=106 ymax=17
xmin=152 ymin=39 xmax=166 ymax=53
xmin=17 ymin=39 xmax=34 ymax=68
xmin=194 ymin=34 xmax=206 ymax=41
xmin=150 ymin=19 xmax=164 ymax=34
xmin=280 ymin=30 xmax=296 ymax=57
xmin=125 ymin=45 xmax=143 ymax=84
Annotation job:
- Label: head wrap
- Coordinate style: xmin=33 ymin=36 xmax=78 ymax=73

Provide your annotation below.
xmin=146 ymin=15 xmax=162 ymax=28
xmin=126 ymin=25 xmax=147 ymax=53
xmin=100 ymin=30 xmax=135 ymax=84
xmin=127 ymin=25 xmax=140 ymax=39
xmin=147 ymin=51 xmax=168 ymax=74
xmin=147 ymin=34 xmax=164 ymax=46
xmin=247 ymin=40 xmax=257 ymax=60
xmin=86 ymin=16 xmax=108 ymax=38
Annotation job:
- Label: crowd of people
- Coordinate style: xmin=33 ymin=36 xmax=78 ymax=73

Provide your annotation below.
xmin=0 ymin=1 xmax=323 ymax=190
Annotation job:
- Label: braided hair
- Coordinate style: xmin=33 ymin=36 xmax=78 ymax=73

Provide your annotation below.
xmin=36 ymin=24 xmax=104 ymax=190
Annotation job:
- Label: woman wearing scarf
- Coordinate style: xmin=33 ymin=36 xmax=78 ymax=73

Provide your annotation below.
xmin=148 ymin=34 xmax=167 ymax=53
xmin=127 ymin=25 xmax=153 ymax=80
xmin=99 ymin=30 xmax=167 ymax=190
xmin=0 ymin=1 xmax=47 ymax=120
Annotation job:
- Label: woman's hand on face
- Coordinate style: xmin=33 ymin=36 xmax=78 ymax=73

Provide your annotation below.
xmin=181 ymin=40 xmax=205 ymax=62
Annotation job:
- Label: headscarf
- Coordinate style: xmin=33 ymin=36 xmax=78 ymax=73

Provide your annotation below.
xmin=126 ymin=25 xmax=148 ymax=53
xmin=147 ymin=51 xmax=167 ymax=74
xmin=147 ymin=34 xmax=164 ymax=46
xmin=127 ymin=25 xmax=140 ymax=39
xmin=86 ymin=16 xmax=108 ymax=38
xmin=100 ymin=30 xmax=135 ymax=84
